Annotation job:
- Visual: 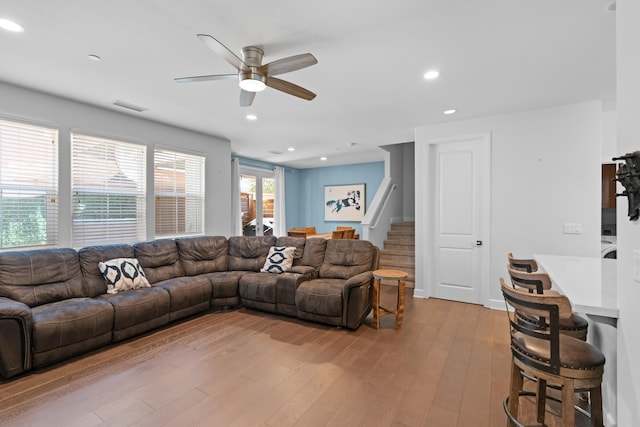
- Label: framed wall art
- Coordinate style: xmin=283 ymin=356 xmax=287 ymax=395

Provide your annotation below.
xmin=324 ymin=183 xmax=365 ymax=221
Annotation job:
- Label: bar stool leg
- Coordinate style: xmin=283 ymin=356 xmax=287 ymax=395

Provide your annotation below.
xmin=536 ymin=378 xmax=547 ymax=424
xmin=373 ymin=277 xmax=381 ymax=329
xmin=396 ymin=278 xmax=406 ymax=330
xmin=507 ymin=361 xmax=523 ymax=427
xmin=562 ymin=379 xmax=575 ymax=427
xmin=590 ymin=386 xmax=604 ymax=427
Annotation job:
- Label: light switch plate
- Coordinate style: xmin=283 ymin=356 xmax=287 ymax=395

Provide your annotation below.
xmin=563 ymin=223 xmax=583 ymax=234
xmin=634 ymin=250 xmax=640 ymax=283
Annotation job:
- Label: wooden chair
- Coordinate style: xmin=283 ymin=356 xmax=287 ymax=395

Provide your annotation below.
xmin=500 ymin=279 xmax=605 ymax=427
xmin=287 ymin=231 xmax=308 ymax=238
xmin=331 ymin=230 xmax=345 ymax=239
xmin=507 ymin=252 xmax=538 ymax=273
xmin=288 ymin=227 xmax=317 ymax=237
xmin=336 ymin=226 xmax=356 ymax=239
xmin=342 ymin=228 xmax=355 ymax=239
xmin=507 ymin=265 xmax=588 ymax=341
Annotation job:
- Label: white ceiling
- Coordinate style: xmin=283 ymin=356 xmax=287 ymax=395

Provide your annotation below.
xmin=0 ymin=0 xmax=616 ymax=169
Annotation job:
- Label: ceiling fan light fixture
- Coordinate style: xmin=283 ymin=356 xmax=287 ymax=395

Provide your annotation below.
xmin=0 ymin=18 xmax=24 ymax=32
xmin=239 ymin=70 xmax=266 ymax=92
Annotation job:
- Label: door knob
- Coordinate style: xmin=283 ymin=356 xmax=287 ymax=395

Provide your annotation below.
xmin=475 ymin=240 xmax=483 ymax=246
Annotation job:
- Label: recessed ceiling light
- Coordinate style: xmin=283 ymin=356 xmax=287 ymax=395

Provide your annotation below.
xmin=443 ymin=109 xmax=457 ymax=115
xmin=424 ymin=70 xmax=440 ymax=80
xmin=0 ymin=18 xmax=24 ymax=32
xmin=287 ymin=147 xmax=295 ymax=152
xmin=246 ymin=114 xmax=258 ymax=121
xmin=320 ymin=157 xmax=327 ymax=161
xmin=88 ymin=54 xmax=101 ymax=61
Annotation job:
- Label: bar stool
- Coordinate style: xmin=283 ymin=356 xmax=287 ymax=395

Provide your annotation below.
xmin=500 ymin=279 xmax=605 ymax=427
xmin=507 ymin=252 xmax=539 ymax=273
xmin=507 ymin=264 xmax=588 ymax=341
xmin=372 ymin=269 xmax=407 ymax=330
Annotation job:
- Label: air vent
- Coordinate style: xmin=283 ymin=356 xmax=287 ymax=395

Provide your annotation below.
xmin=113 ymin=100 xmax=148 ymax=112
xmin=268 ymin=150 xmax=283 ymax=155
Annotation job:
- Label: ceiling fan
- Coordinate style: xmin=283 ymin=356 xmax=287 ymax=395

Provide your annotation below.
xmin=175 ymin=34 xmax=317 ymax=107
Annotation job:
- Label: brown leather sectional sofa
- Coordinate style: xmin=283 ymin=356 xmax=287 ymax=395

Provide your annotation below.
xmin=0 ymin=235 xmax=379 ymax=379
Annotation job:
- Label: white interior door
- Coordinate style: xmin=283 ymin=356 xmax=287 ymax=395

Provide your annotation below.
xmin=430 ymin=134 xmax=489 ymax=304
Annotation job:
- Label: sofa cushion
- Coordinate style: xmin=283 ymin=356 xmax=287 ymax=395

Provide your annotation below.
xmin=78 ymin=244 xmax=136 ymax=297
xmin=31 ymin=298 xmax=113 ymax=355
xmin=134 ymin=239 xmax=185 ymax=283
xmin=300 ymin=237 xmax=326 ymax=269
xmin=295 ymin=278 xmax=344 ymax=317
xmin=205 ymin=271 xmax=245 ymax=299
xmin=0 ymin=248 xmax=84 ymax=307
xmin=96 ymin=287 xmax=170 ymax=335
xmin=176 ymin=236 xmax=228 ymax=275
xmin=99 ymin=258 xmax=150 ymax=294
xmin=319 ymin=240 xmax=374 ymax=279
xmin=261 ymin=246 xmax=296 ymax=273
xmin=152 ymin=276 xmax=212 ymax=318
xmin=239 ymin=272 xmax=278 ymax=304
xmin=275 ymin=236 xmax=306 ymax=266
xmin=228 ymin=236 xmax=277 ymax=271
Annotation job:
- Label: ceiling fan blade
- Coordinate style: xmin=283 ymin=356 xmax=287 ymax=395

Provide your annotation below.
xmin=259 ymin=53 xmax=317 ymax=77
xmin=174 ymin=74 xmax=237 ymax=83
xmin=239 ymin=90 xmax=256 ymax=107
xmin=266 ymin=77 xmax=316 ymax=101
xmin=196 ymin=34 xmax=248 ymax=70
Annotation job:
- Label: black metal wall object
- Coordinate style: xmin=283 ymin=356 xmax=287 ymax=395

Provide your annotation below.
xmin=613 ymin=150 xmax=640 ymax=221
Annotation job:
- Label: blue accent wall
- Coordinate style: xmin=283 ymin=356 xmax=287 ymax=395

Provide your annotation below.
xmin=237 ymin=156 xmax=385 ymax=236
xmin=288 ymin=162 xmax=385 ymax=236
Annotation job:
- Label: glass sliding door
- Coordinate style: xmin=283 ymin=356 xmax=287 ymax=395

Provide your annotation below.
xmin=240 ymin=169 xmax=275 ymax=236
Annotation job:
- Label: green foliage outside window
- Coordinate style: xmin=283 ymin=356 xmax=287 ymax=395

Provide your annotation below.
xmin=0 ymin=196 xmax=48 ymax=248
xmin=74 ymin=194 xmax=138 ymax=220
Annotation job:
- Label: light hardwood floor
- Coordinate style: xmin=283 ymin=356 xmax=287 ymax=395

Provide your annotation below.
xmin=0 ymin=287 xmax=593 ymax=426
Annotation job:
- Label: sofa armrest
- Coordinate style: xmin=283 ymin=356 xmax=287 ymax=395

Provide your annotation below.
xmin=343 ymin=271 xmax=373 ymax=290
xmin=342 ymin=271 xmax=374 ymax=329
xmin=287 ymin=265 xmax=318 ymax=277
xmin=0 ymin=297 xmax=33 ymax=378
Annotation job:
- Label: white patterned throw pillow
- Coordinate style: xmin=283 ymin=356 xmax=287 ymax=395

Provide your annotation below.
xmin=261 ymin=246 xmax=296 ymax=274
xmin=98 ymin=258 xmax=151 ymax=294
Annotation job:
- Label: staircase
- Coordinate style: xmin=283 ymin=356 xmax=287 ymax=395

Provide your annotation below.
xmin=378 ymin=222 xmax=415 ymax=288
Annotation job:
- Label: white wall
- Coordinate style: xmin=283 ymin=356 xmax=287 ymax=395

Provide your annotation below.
xmin=402 ymin=143 xmax=415 ymax=219
xmin=0 ymin=82 xmax=232 ymax=244
xmin=602 ymin=110 xmax=618 ymax=162
xmin=615 ymin=0 xmax=640 ymax=424
xmin=415 ymin=101 xmax=602 ymax=308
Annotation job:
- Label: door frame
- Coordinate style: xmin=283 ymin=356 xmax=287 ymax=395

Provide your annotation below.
xmin=414 ymin=132 xmax=491 ymax=307
xmin=239 ymin=166 xmax=275 ymax=237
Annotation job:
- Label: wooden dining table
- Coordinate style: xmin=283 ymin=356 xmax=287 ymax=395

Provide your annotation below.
xmin=307 ymin=233 xmax=332 ymax=240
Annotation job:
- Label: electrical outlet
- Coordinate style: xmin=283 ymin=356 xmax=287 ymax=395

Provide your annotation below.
xmin=634 ymin=250 xmax=640 ymax=283
xmin=563 ymin=223 xmax=583 ymax=234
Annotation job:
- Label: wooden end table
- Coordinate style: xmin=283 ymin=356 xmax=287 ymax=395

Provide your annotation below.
xmin=372 ymin=269 xmax=408 ymax=330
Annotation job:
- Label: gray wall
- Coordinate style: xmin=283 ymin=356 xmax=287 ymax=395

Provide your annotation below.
xmin=0 ymin=82 xmax=232 ymax=244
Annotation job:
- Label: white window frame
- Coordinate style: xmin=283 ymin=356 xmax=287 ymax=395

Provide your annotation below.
xmin=0 ymin=118 xmax=58 ymax=249
xmin=154 ymin=148 xmax=205 ymax=238
xmin=71 ymin=133 xmax=147 ymax=246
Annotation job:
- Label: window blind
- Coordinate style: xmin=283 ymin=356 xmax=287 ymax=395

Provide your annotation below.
xmin=154 ymin=149 xmax=204 ymax=237
xmin=71 ymin=133 xmax=146 ymax=246
xmin=0 ymin=119 xmax=58 ymax=249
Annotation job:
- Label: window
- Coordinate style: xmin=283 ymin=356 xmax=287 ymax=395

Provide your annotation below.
xmin=0 ymin=119 xmax=58 ymax=249
xmin=72 ymin=133 xmax=146 ymax=246
xmin=154 ymin=149 xmax=204 ymax=237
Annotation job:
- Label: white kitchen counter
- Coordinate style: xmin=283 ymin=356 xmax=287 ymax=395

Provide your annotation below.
xmin=534 ymin=253 xmax=619 ymax=426
xmin=534 ymin=254 xmax=618 ymax=318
